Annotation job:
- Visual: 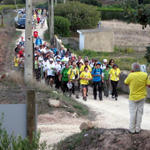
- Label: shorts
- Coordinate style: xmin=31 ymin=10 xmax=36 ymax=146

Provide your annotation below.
xmin=47 ymin=75 xmax=54 ymax=80
xmin=81 ymin=84 xmax=88 ymax=89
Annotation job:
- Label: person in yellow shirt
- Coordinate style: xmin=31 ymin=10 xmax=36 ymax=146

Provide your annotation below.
xmin=14 ymin=54 xmax=20 ymax=70
xmin=80 ymin=66 xmax=92 ymax=101
xmin=80 ymin=60 xmax=92 ymax=73
xmin=109 ymin=64 xmax=121 ymax=100
xmin=124 ymin=63 xmax=150 ymax=134
xmin=67 ymin=62 xmax=79 ymax=98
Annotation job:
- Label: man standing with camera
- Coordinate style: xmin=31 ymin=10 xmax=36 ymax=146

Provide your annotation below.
xmin=124 ymin=63 xmax=150 ymax=134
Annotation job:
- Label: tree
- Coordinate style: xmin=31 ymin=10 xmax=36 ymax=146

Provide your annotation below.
xmin=123 ymin=0 xmax=150 ymax=71
xmin=123 ymin=0 xmax=150 ymax=28
xmin=55 ymin=2 xmax=100 ymax=31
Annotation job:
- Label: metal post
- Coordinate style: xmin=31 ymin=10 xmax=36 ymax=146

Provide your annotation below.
xmin=24 ymin=0 xmax=33 ymax=82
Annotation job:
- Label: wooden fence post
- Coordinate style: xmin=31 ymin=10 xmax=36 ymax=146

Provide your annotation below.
xmin=26 ymin=90 xmax=36 ymax=143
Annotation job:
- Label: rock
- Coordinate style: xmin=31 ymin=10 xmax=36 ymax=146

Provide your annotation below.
xmin=80 ymin=121 xmax=94 ymax=131
xmin=52 ymin=91 xmax=58 ymax=94
xmin=48 ymin=99 xmax=62 ymax=108
xmin=72 ymin=112 xmax=78 ymax=118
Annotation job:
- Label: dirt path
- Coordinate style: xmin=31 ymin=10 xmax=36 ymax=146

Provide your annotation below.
xmin=74 ymin=88 xmax=150 ymax=130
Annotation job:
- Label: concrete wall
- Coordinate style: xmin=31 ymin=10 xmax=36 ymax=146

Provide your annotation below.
xmin=61 ymin=37 xmax=79 ymax=50
xmin=0 ymin=104 xmax=27 ymax=138
xmin=83 ymin=30 xmax=114 ymax=52
xmin=119 ymin=72 xmax=150 ymax=99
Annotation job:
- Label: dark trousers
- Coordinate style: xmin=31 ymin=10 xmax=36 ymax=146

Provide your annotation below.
xmin=61 ymin=81 xmax=68 ymax=93
xmin=55 ymin=74 xmax=61 ymax=89
xmin=34 ymin=68 xmax=41 ymax=80
xmin=104 ymin=80 xmax=110 ymax=97
xmin=69 ymin=81 xmax=79 ymax=97
xmin=93 ymin=81 xmax=102 ymax=100
xmin=111 ymin=80 xmax=118 ymax=97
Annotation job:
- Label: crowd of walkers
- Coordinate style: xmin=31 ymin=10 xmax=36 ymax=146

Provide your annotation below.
xmin=14 ymin=35 xmax=121 ymax=101
xmin=13 ymin=8 xmax=122 ymax=101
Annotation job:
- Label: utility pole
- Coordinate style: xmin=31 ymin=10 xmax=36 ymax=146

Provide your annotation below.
xmin=48 ymin=0 xmax=51 ymax=44
xmin=24 ymin=0 xmax=33 ymax=81
xmin=50 ymin=0 xmax=54 ymax=44
xmin=55 ymin=0 xmax=57 ymax=5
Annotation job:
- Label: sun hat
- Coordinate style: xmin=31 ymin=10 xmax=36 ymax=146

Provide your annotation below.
xmin=49 ymin=58 xmax=53 ymax=61
xmin=103 ymin=59 xmax=107 ymax=63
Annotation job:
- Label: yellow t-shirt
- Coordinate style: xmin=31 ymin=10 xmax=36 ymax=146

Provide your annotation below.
xmin=109 ymin=68 xmax=121 ymax=81
xmin=80 ymin=71 xmax=92 ymax=85
xmin=67 ymin=68 xmax=79 ymax=80
xmin=80 ymin=65 xmax=92 ymax=73
xmin=14 ymin=57 xmax=20 ymax=67
xmin=124 ymin=72 xmax=150 ymax=101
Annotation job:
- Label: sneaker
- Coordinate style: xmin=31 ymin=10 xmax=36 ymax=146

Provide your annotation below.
xmin=115 ymin=97 xmax=118 ymax=101
xmin=94 ymin=97 xmax=97 ymax=100
xmin=99 ymin=98 xmax=103 ymax=101
xmin=128 ymin=130 xmax=135 ymax=134
xmin=83 ymin=97 xmax=87 ymax=101
xmin=112 ymin=95 xmax=115 ymax=99
xmin=76 ymin=95 xmax=79 ymax=99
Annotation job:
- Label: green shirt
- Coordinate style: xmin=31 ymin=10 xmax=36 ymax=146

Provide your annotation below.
xmin=35 ymin=60 xmax=38 ymax=69
xmin=103 ymin=68 xmax=110 ymax=80
xmin=61 ymin=68 xmax=69 ymax=82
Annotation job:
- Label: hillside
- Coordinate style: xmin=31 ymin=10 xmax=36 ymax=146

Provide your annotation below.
xmin=54 ymin=128 xmax=150 ymax=150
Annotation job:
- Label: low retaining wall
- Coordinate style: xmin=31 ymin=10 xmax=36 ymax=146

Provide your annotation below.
xmin=118 ymin=72 xmax=150 ymax=99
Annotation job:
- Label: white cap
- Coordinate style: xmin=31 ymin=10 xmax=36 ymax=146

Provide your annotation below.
xmin=50 ymin=58 xmax=53 ymax=61
xmin=103 ymin=59 xmax=107 ymax=63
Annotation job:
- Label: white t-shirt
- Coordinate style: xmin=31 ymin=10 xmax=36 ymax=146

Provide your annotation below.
xmin=46 ymin=62 xmax=55 ymax=76
xmin=38 ymin=56 xmax=43 ymax=68
xmin=101 ymin=64 xmax=107 ymax=71
xmin=42 ymin=60 xmax=48 ymax=72
xmin=40 ymin=48 xmax=47 ymax=53
xmin=55 ymin=63 xmax=62 ymax=73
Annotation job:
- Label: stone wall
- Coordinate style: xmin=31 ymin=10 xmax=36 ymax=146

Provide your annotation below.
xmin=83 ymin=29 xmax=114 ymax=52
xmin=119 ymin=72 xmax=150 ymax=99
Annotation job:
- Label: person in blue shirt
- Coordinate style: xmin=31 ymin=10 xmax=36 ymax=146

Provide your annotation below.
xmin=35 ymin=36 xmax=42 ymax=46
xmin=92 ymin=62 xmax=103 ymax=100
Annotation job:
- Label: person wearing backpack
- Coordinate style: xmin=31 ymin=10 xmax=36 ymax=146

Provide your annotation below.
xmin=67 ymin=62 xmax=79 ymax=98
xmin=92 ymin=62 xmax=103 ymax=100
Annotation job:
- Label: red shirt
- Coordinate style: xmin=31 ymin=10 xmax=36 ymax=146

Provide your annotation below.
xmin=34 ymin=31 xmax=38 ymax=38
xmin=18 ymin=50 xmax=24 ymax=57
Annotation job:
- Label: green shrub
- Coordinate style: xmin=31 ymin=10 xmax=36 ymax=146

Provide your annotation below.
xmin=0 ymin=4 xmax=24 ymax=11
xmin=97 ymin=7 xmax=127 ymax=21
xmin=55 ymin=2 xmax=100 ymax=31
xmin=80 ymin=0 xmax=102 ymax=7
xmin=54 ymin=16 xmax=71 ymax=37
xmin=3 ymin=0 xmax=25 ymax=4
xmin=0 ymin=114 xmax=49 ymax=150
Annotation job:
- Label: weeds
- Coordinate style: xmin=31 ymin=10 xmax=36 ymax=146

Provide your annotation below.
xmin=70 ymin=48 xmax=146 ymax=71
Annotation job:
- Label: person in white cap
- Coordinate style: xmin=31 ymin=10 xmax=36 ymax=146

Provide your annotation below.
xmin=101 ymin=59 xmax=108 ymax=71
xmin=46 ymin=58 xmax=55 ymax=87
